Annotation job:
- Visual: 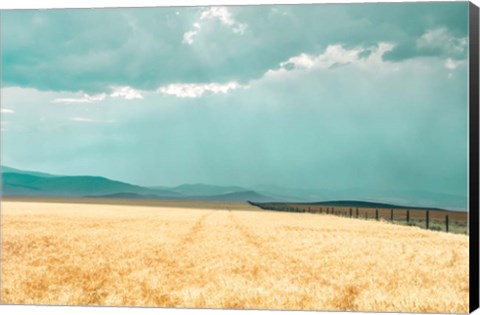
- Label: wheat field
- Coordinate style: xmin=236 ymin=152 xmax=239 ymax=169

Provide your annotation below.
xmin=0 ymin=200 xmax=469 ymax=313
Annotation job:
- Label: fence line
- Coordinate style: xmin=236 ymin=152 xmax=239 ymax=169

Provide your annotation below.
xmin=247 ymin=201 xmax=465 ymax=234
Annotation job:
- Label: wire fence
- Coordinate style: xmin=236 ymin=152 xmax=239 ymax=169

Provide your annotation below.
xmin=248 ymin=202 xmax=468 ymax=235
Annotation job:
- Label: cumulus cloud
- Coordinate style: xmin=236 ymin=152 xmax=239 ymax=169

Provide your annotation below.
xmin=110 ymin=86 xmax=143 ymax=100
xmin=1 ymin=108 xmax=15 ymax=114
xmin=157 ymin=81 xmax=243 ymax=98
xmin=265 ymin=43 xmax=395 ymax=77
xmin=200 ymin=7 xmax=247 ymax=34
xmin=183 ymin=23 xmax=201 ymax=45
xmin=159 ymin=43 xmax=396 ymax=99
xmin=445 ymin=58 xmax=463 ymax=70
xmin=52 ymin=93 xmax=107 ymax=104
xmin=52 ymin=86 xmax=143 ymax=104
xmin=183 ymin=6 xmax=247 ymax=45
xmin=416 ymin=27 xmax=467 ymax=56
xmin=2 ymin=4 xmax=468 ymax=95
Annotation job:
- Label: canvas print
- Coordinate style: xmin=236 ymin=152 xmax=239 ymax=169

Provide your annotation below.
xmin=0 ymin=2 xmax=475 ymax=313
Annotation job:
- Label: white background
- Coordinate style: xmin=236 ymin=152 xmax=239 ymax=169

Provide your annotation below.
xmin=0 ymin=0 xmax=478 ymax=315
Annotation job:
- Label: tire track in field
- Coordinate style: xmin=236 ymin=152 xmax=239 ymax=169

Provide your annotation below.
xmin=228 ymin=211 xmax=365 ymax=309
xmin=227 ymin=211 xmax=333 ymax=286
xmin=162 ymin=209 xmax=216 ymax=262
xmin=178 ymin=210 xmax=215 ymax=246
xmin=139 ymin=210 xmax=217 ymax=306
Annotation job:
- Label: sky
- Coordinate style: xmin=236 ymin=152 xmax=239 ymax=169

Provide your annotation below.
xmin=0 ymin=2 xmax=470 ymax=197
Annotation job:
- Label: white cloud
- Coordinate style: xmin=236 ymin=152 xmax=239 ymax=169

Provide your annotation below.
xmin=416 ymin=27 xmax=467 ymax=55
xmin=52 ymin=86 xmax=142 ymax=104
xmin=158 ymin=81 xmax=243 ymax=98
xmin=183 ymin=23 xmax=201 ymax=45
xmin=110 ymin=86 xmax=143 ymax=100
xmin=445 ymin=58 xmax=464 ymax=79
xmin=183 ymin=7 xmax=247 ymax=45
xmin=70 ymin=117 xmax=115 ymax=124
xmin=445 ymin=58 xmax=462 ymax=70
xmin=161 ymin=43 xmax=395 ymax=99
xmin=1 ymin=108 xmax=15 ymax=114
xmin=52 ymin=93 xmax=107 ymax=104
xmin=200 ymin=7 xmax=247 ymax=34
xmin=265 ymin=43 xmax=395 ymax=77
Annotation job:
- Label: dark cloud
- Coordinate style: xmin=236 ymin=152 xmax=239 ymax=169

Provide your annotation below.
xmin=1 ymin=2 xmax=469 ymax=93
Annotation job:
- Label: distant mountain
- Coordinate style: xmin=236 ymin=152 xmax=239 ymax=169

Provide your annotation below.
xmin=1 ymin=170 xmax=181 ymax=198
xmin=0 ymin=166 xmax=274 ymax=202
xmin=1 ymin=166 xmax=57 ymax=178
xmin=251 ymin=185 xmax=467 ymax=211
xmin=309 ymin=200 xmax=446 ymax=211
xmin=92 ymin=190 xmax=275 ymax=202
xmin=167 ymin=183 xmax=247 ymax=196
xmin=319 ymin=188 xmax=467 ymax=211
xmin=1 ymin=165 xmax=466 ymax=210
xmin=252 ymin=185 xmax=326 ymax=202
xmin=89 ymin=192 xmax=163 ymax=199
xmin=191 ymin=190 xmax=275 ymax=202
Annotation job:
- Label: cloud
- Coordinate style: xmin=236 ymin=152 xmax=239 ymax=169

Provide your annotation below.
xmin=200 ymin=7 xmax=247 ymax=34
xmin=1 ymin=108 xmax=15 ymax=114
xmin=2 ymin=3 xmax=468 ymax=94
xmin=183 ymin=6 xmax=247 ymax=45
xmin=110 ymin=86 xmax=143 ymax=100
xmin=52 ymin=86 xmax=142 ymax=104
xmin=52 ymin=93 xmax=107 ymax=104
xmin=445 ymin=58 xmax=463 ymax=70
xmin=183 ymin=22 xmax=201 ymax=45
xmin=280 ymin=45 xmax=363 ymax=70
xmin=416 ymin=27 xmax=467 ymax=57
xmin=265 ymin=43 xmax=395 ymax=77
xmin=157 ymin=81 xmax=243 ymax=98
xmin=70 ymin=117 xmax=115 ymax=123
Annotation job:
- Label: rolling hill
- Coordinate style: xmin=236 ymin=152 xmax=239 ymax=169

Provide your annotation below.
xmin=164 ymin=183 xmax=247 ymax=196
xmin=1 ymin=171 xmax=182 ymax=198
xmin=1 ymin=165 xmax=466 ymax=209
xmin=1 ymin=166 xmax=57 ymax=178
xmin=186 ymin=190 xmax=274 ymax=202
xmin=1 ymin=166 xmax=276 ymax=202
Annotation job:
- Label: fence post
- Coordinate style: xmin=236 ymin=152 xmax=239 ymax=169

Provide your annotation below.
xmin=375 ymin=209 xmax=379 ymax=220
xmin=426 ymin=210 xmax=429 ymax=229
xmin=365 ymin=212 xmax=368 ymax=219
xmin=406 ymin=210 xmax=410 ymax=223
xmin=356 ymin=208 xmax=359 ymax=218
xmin=446 ymin=215 xmax=449 ymax=233
xmin=390 ymin=209 xmax=394 ymax=221
xmin=349 ymin=208 xmax=352 ymax=218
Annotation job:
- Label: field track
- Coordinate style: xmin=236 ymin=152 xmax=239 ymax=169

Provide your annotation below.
xmin=1 ymin=200 xmax=469 ymax=312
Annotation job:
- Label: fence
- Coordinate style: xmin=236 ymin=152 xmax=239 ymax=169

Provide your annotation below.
xmin=248 ymin=202 xmax=468 ymax=234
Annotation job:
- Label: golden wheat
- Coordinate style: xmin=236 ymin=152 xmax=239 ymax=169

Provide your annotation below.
xmin=1 ymin=200 xmax=469 ymax=313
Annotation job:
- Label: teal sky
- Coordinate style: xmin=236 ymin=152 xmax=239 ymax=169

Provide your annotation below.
xmin=0 ymin=3 xmax=469 ymax=196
